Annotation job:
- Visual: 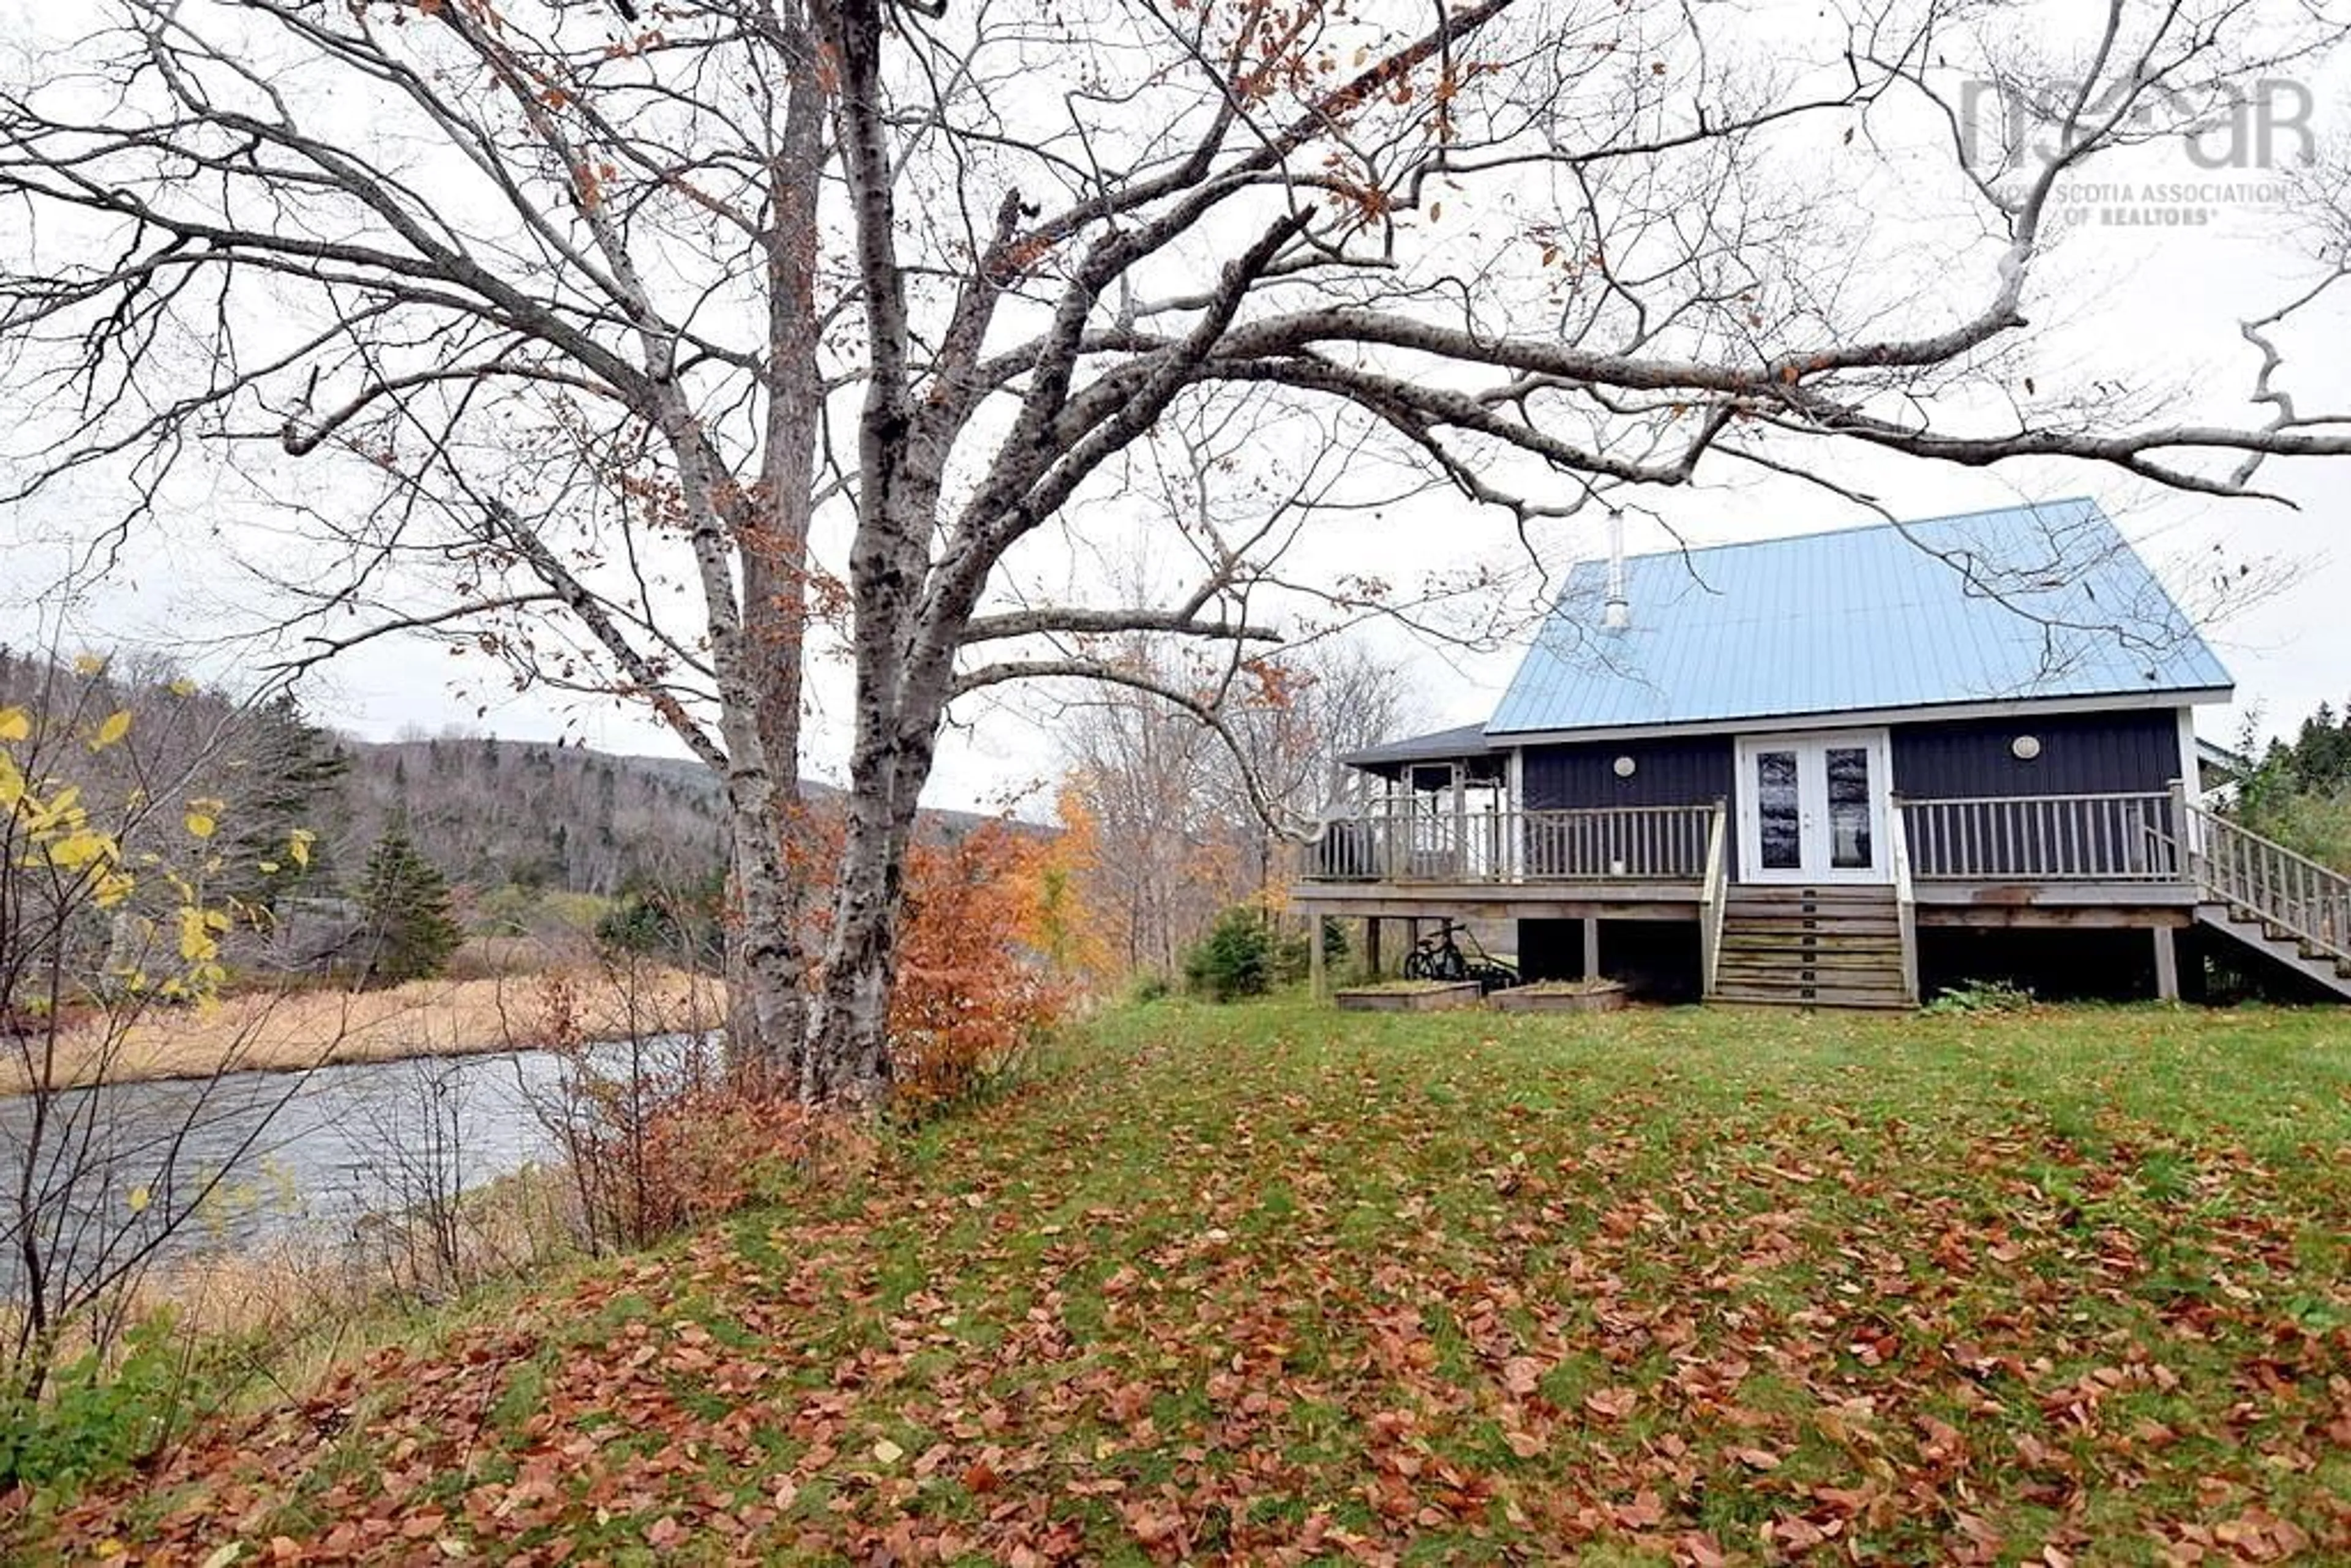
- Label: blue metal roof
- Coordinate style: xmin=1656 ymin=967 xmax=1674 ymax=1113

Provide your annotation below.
xmin=1485 ymin=498 xmax=2232 ymax=736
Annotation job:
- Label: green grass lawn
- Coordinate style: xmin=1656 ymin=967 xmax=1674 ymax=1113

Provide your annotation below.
xmin=42 ymin=999 xmax=2351 ymax=1564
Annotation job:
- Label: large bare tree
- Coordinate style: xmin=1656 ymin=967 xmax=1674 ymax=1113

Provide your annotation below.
xmin=2 ymin=0 xmax=2347 ymax=1104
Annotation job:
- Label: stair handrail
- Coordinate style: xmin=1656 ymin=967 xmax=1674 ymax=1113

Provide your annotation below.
xmin=1889 ymin=792 xmax=1920 ymax=1004
xmin=1699 ymin=798 xmax=1728 ymax=997
xmin=2181 ymin=790 xmax=2351 ymax=964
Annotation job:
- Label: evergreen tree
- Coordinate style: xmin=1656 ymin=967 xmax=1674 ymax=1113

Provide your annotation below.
xmin=354 ymin=828 xmax=464 ymax=985
xmin=220 ymin=693 xmax=349 ymax=910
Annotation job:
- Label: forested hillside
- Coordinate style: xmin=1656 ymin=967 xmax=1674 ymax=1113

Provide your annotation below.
xmin=339 ymin=736 xmax=727 ymax=898
xmin=0 ymin=648 xmax=1023 ymax=933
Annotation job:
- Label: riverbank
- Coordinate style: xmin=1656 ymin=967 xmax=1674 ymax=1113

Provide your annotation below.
xmin=29 ymin=999 xmax=2351 ymax=1560
xmin=4 ymin=964 xmax=725 ymax=1094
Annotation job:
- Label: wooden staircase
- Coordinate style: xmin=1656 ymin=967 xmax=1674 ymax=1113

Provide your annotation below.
xmin=2195 ymin=904 xmax=2351 ymax=999
xmin=1709 ymin=886 xmax=1911 ymax=1009
xmin=2185 ymin=802 xmax=2351 ymax=1000
xmin=1690 ymin=800 xmax=2351 ymax=1011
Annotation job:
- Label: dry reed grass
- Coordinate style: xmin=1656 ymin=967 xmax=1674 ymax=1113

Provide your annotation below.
xmin=130 ymin=1163 xmax=584 ymax=1341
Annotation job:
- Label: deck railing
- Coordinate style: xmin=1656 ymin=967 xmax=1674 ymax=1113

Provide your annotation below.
xmin=1898 ymin=792 xmax=2181 ymax=882
xmin=1698 ymin=806 xmax=1728 ymax=995
xmin=1888 ymin=797 xmax=1921 ymax=1003
xmin=1303 ymin=804 xmax=1717 ymax=884
xmin=2184 ymin=798 xmax=2351 ymax=961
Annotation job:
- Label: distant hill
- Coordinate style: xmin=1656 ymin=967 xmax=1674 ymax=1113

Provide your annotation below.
xmin=0 ymin=647 xmax=1016 ymax=907
xmin=337 ymin=737 xmax=729 ymax=898
xmin=336 ymin=737 xmax=1019 ymax=899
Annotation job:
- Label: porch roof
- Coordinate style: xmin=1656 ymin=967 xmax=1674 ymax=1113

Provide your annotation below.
xmin=1339 ymin=722 xmax=1502 ymax=782
xmin=1340 ymin=722 xmax=1491 ymax=768
xmin=1486 ymin=498 xmax=2232 ymax=737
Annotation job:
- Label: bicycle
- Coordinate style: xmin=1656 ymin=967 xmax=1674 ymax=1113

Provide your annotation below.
xmin=1402 ymin=920 xmax=1521 ymax=992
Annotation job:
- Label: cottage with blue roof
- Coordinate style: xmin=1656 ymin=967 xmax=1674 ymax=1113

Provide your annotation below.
xmin=1300 ymin=498 xmax=2351 ymax=1008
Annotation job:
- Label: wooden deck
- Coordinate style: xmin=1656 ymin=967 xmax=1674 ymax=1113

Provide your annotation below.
xmin=1295 ymin=879 xmax=1704 ymax=921
xmin=1294 ymin=793 xmax=2200 ymax=928
xmin=1297 ymin=877 xmax=2196 ymax=924
xmin=1911 ymin=881 xmax=2197 ymax=926
xmin=1298 ymin=790 xmax=2351 ymax=1005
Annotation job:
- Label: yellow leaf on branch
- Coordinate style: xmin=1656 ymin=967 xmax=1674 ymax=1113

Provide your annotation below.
xmin=50 ymin=828 xmax=114 ymax=871
xmin=178 ymin=906 xmax=219 ymax=965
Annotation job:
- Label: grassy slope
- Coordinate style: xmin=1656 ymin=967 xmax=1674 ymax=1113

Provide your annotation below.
xmin=42 ymin=999 xmax=2351 ymax=1564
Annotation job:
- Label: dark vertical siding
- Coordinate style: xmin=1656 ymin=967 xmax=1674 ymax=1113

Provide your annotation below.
xmin=1893 ymin=708 xmax=2188 ymax=880
xmin=1520 ymin=736 xmax=1734 ymax=811
xmin=1890 ymin=709 xmax=2183 ymax=798
xmin=1521 ymin=735 xmax=1734 ymax=873
xmin=1516 ymin=709 xmax=2184 ymax=885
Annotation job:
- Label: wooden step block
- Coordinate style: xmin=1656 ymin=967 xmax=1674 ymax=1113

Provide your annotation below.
xmin=1718 ymin=931 xmax=1904 ymax=950
xmin=1715 ymin=943 xmax=1907 ymax=963
xmin=1722 ymin=921 xmax=1902 ymax=939
xmin=1709 ymin=987 xmax=1911 ymax=1010
xmin=1711 ymin=964 xmax=1907 ymax=986
xmin=1715 ymin=978 xmax=1907 ymax=996
xmin=1725 ymin=884 xmax=1896 ymax=900
xmin=1723 ymin=909 xmax=1902 ymax=925
xmin=1715 ymin=968 xmax=1908 ymax=989
xmin=1725 ymin=933 xmax=1900 ymax=945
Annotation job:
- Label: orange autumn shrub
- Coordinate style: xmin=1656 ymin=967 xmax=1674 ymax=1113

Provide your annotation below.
xmin=781 ymin=805 xmax=1092 ymax=1119
xmin=534 ymin=811 xmax=1088 ymax=1248
xmin=534 ymin=972 xmax=874 ymax=1247
xmin=888 ymin=822 xmax=1071 ymax=1116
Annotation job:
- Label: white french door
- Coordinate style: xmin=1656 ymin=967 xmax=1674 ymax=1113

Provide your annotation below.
xmin=1734 ymin=730 xmax=1893 ymax=884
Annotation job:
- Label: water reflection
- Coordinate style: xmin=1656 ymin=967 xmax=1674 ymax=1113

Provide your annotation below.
xmin=0 ymin=1037 xmax=702 ymax=1299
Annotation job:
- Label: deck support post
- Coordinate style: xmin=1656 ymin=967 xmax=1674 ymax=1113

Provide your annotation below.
xmin=2152 ymin=923 xmax=2180 ymax=1002
xmin=1309 ymin=911 xmax=1328 ymax=1000
xmin=1451 ymin=767 xmax=1467 ymax=880
xmin=1581 ymin=916 xmax=1600 ymax=980
xmin=1364 ymin=917 xmax=1382 ymax=978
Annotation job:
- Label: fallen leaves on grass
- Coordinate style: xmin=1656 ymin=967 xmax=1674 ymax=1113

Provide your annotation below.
xmin=31 ymin=1000 xmax=2351 ymax=1564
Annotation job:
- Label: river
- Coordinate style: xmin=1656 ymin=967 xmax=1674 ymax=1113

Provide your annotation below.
xmin=0 ymin=1037 xmax=703 ymax=1301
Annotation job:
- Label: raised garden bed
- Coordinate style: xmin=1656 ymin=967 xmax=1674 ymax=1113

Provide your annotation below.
xmin=1333 ymin=980 xmax=1485 ymax=1013
xmin=1488 ymin=979 xmax=1630 ymax=1015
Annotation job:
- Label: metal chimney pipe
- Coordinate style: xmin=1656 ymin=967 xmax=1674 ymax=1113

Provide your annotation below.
xmin=1602 ymin=506 xmax=1630 ymax=631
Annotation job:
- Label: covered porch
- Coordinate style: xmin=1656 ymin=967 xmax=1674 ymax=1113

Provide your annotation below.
xmin=1306 ymin=743 xmax=2194 ymax=901
xmin=1298 ymin=756 xmax=2221 ymax=1003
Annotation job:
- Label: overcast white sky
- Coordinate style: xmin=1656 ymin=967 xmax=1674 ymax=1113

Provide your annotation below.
xmin=7 ymin=2 xmax=2348 ymax=817
xmin=307 ymin=159 xmax=2351 ymax=811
